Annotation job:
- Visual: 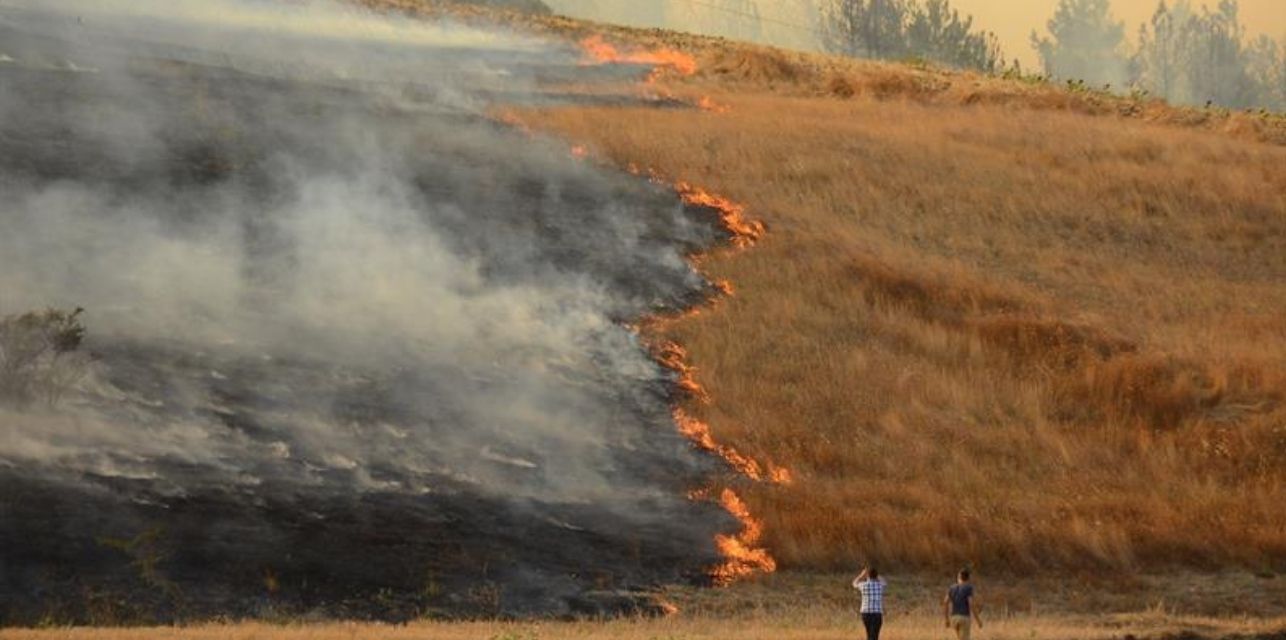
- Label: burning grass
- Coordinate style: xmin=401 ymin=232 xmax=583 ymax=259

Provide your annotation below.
xmin=514 ymin=84 xmax=1286 ymax=573
xmin=578 ymin=34 xmax=696 ymax=82
xmin=539 ymin=59 xmax=782 ymax=582
xmin=363 ymin=0 xmax=1286 ymax=145
xmin=629 ymin=172 xmax=783 ymax=583
xmin=369 ymin=0 xmax=1285 ymax=578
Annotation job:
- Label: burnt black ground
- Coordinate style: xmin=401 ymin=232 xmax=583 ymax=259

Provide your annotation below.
xmin=0 ymin=3 xmax=738 ymax=624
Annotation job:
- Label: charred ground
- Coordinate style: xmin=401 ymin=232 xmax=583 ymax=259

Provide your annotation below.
xmin=0 ymin=2 xmax=756 ymax=624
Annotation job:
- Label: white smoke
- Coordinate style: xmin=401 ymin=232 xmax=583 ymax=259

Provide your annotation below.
xmin=0 ymin=0 xmax=718 ymax=509
xmin=543 ymin=0 xmax=823 ymax=52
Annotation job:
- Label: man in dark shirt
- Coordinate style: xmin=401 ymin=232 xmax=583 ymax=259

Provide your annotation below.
xmin=943 ymin=568 xmax=983 ymax=639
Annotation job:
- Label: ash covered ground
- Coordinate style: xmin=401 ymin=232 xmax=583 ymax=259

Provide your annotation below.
xmin=0 ymin=0 xmax=737 ymax=623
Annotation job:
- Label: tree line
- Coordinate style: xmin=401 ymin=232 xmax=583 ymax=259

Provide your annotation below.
xmin=820 ymin=0 xmax=1004 ymax=72
xmin=820 ymin=0 xmax=1285 ymax=112
xmin=1034 ymin=0 xmax=1284 ymax=111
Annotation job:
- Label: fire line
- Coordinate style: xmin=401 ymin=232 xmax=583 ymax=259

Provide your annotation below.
xmin=578 ymin=34 xmax=698 ymax=83
xmin=509 ymin=40 xmax=786 ymax=585
xmin=628 ymin=168 xmax=787 ymax=585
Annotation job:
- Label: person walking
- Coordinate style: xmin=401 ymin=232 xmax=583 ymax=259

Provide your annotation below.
xmin=852 ymin=566 xmax=886 ymax=640
xmin=943 ymin=568 xmax=983 ymax=639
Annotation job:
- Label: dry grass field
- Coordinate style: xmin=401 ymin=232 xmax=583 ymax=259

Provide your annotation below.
xmin=10 ymin=2 xmax=1285 ymax=635
xmin=5 ymin=614 xmax=1286 ymax=640
xmin=9 ymin=572 xmax=1286 ymax=638
xmin=501 ymin=35 xmax=1286 ymax=573
xmin=517 ymin=88 xmax=1286 ymax=572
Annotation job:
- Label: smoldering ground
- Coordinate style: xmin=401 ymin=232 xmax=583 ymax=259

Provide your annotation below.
xmin=0 ymin=0 xmax=738 ymax=622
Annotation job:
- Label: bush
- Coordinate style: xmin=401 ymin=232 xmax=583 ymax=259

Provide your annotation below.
xmin=0 ymin=307 xmax=91 ymax=408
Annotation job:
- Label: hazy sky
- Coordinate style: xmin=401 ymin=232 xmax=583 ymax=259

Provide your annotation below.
xmin=552 ymin=0 xmax=1285 ymax=65
xmin=948 ymin=0 xmax=1286 ymax=66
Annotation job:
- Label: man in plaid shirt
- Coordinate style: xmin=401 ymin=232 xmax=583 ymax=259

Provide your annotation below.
xmin=852 ymin=566 xmax=886 ymax=640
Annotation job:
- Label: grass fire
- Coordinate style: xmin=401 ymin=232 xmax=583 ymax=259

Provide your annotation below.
xmin=2 ymin=0 xmax=1285 ymax=638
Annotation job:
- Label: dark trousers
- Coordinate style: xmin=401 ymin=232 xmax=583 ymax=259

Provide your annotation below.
xmin=862 ymin=612 xmax=883 ymax=640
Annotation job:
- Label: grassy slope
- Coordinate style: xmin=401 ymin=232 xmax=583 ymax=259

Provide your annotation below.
xmin=5 ymin=615 xmax=1286 ymax=640
xmin=383 ymin=0 xmax=1286 ymax=574
xmin=9 ymin=573 xmax=1286 ymax=636
xmin=4 ymin=4 xmax=1284 ymax=638
xmin=510 ymin=52 xmax=1286 ymax=573
xmin=7 ymin=576 xmax=1286 ymax=640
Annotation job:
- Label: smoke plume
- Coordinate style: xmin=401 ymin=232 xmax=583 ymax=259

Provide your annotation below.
xmin=0 ymin=0 xmax=735 ymax=622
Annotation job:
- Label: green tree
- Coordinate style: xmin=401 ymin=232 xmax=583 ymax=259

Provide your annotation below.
xmin=1133 ymin=0 xmax=1282 ymax=110
xmin=1244 ymin=35 xmax=1285 ymax=110
xmin=821 ymin=0 xmax=1002 ymax=71
xmin=1032 ymin=0 xmax=1129 ymax=88
xmin=906 ymin=0 xmax=1002 ymax=71
xmin=822 ymin=0 xmax=910 ymax=59
xmin=1135 ymin=0 xmax=1192 ymax=102
xmin=1183 ymin=0 xmax=1255 ymax=107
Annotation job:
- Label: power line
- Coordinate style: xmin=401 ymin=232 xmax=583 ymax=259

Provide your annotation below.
xmin=679 ymin=0 xmax=823 ymax=37
xmin=569 ymin=0 xmax=825 ymax=38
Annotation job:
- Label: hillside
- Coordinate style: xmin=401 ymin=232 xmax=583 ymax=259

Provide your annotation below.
xmin=0 ymin=0 xmax=1284 ymax=636
xmin=526 ymin=90 xmax=1286 ymax=571
xmin=375 ymin=1 xmax=1286 ymax=574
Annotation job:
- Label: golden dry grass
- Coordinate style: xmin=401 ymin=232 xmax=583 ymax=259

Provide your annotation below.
xmin=4 ymin=613 xmax=1284 ymax=640
xmin=9 ymin=573 xmax=1286 ymax=637
xmin=352 ymin=0 xmax=1286 ymax=578
xmin=7 ymin=3 xmax=1285 ymax=636
xmin=6 ymin=5 xmax=1286 ymax=638
xmin=514 ymin=88 xmax=1286 ymax=573
xmin=362 ymin=0 xmax=1286 ymax=145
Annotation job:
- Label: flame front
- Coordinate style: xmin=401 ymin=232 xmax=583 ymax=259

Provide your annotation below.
xmin=635 ymin=177 xmax=782 ymax=585
xmin=690 ymin=488 xmax=777 ymax=586
xmin=697 ymin=96 xmax=731 ymax=114
xmin=653 ymin=340 xmax=711 ymax=404
xmin=673 ymin=408 xmax=775 ymax=482
xmin=493 ymin=109 xmax=533 ymax=136
xmin=500 ymin=65 xmax=782 ymax=585
xmin=578 ymin=35 xmax=698 ymax=82
xmin=674 ymin=181 xmax=765 ymax=248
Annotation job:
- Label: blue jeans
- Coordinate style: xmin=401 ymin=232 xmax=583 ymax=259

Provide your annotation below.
xmin=862 ymin=612 xmax=883 ymax=640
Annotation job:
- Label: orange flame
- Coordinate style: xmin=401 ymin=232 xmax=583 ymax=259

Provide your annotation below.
xmin=579 ymin=35 xmax=698 ymax=82
xmin=502 ymin=56 xmax=777 ymax=585
xmin=650 ymin=178 xmax=786 ymax=584
xmin=594 ymin=160 xmax=784 ymax=583
xmin=492 ymin=109 xmax=533 ymax=137
xmin=674 ymin=408 xmax=775 ymax=483
xmin=652 ymin=340 xmax=710 ymax=404
xmin=697 ymin=96 xmax=731 ymax=113
xmin=686 ymin=487 xmax=776 ymax=585
xmin=670 ymin=408 xmax=792 ymax=487
xmin=674 ymin=182 xmax=765 ymax=248
xmin=618 ymin=165 xmax=765 ymax=250
xmin=767 ymin=463 xmax=793 ymax=485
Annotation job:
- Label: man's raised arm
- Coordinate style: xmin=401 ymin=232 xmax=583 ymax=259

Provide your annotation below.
xmin=852 ymin=567 xmax=869 ymax=588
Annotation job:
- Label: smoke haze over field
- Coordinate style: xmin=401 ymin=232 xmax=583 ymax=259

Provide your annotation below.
xmin=543 ymin=0 xmax=821 ymax=51
xmin=545 ymin=0 xmax=1284 ymax=65
xmin=952 ymin=0 xmax=1284 ymax=68
xmin=0 ymin=0 xmax=737 ymax=622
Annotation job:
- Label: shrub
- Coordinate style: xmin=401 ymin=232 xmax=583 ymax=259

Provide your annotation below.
xmin=0 ymin=307 xmax=91 ymax=408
